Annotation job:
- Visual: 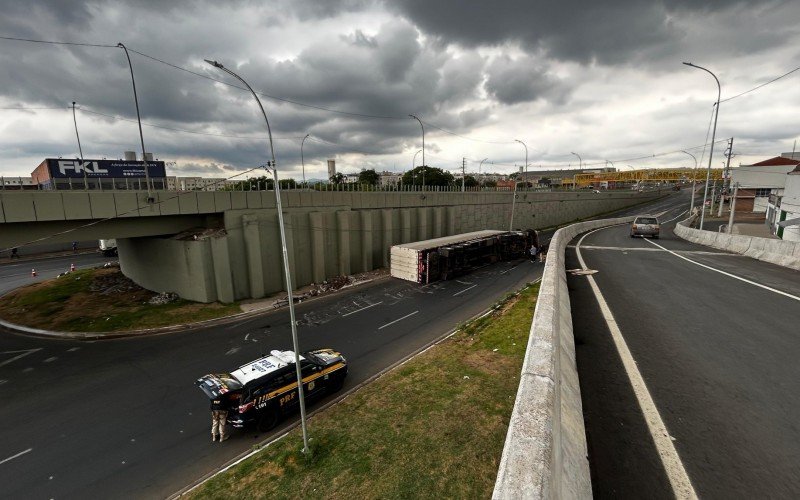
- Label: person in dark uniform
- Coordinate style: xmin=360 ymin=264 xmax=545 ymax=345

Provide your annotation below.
xmin=10 ymin=247 xmax=20 ymax=259
xmin=210 ymin=395 xmax=229 ymax=442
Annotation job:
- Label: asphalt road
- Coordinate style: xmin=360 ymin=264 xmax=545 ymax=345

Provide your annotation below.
xmin=0 ymin=255 xmax=543 ymax=499
xmin=0 ymin=252 xmax=113 ymax=296
xmin=0 ymin=192 xmax=674 ymax=499
xmin=567 ymin=190 xmax=800 ymax=498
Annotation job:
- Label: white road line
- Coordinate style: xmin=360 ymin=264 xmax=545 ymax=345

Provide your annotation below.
xmin=453 ymin=284 xmax=478 ymax=296
xmin=642 ymin=238 xmax=800 ymax=302
xmin=455 ymin=279 xmax=474 ymax=285
xmin=378 ymin=310 xmax=419 ymax=330
xmin=0 ymin=349 xmax=42 ymax=368
xmin=500 ymin=263 xmax=522 ymax=275
xmin=0 ymin=448 xmax=32 ymax=466
xmin=342 ymin=301 xmax=383 ymax=317
xmin=661 ymin=210 xmax=688 ymax=225
xmin=576 ymin=228 xmax=698 ymax=499
xmin=570 ymin=245 xmax=737 ymax=257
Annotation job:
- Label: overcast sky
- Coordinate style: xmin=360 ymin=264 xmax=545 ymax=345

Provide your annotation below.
xmin=1 ymin=0 xmax=799 ymax=180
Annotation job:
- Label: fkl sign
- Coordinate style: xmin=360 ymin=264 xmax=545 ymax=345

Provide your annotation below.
xmin=56 ymin=160 xmax=109 ymax=176
xmin=45 ymin=158 xmax=167 ymax=178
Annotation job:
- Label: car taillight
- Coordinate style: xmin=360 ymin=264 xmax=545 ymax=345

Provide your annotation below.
xmin=238 ymin=401 xmax=254 ymax=413
xmin=632 ymin=224 xmax=638 ymax=229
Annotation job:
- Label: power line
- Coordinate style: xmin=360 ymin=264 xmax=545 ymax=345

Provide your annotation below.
xmin=0 ymin=35 xmax=116 ymax=48
xmin=721 ymin=64 xmax=800 ymax=103
xmin=77 ymin=107 xmax=303 ymax=141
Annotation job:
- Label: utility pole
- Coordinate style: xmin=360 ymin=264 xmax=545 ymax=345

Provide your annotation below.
xmin=718 ymin=137 xmax=734 ymax=217
xmin=461 ymin=157 xmax=466 ymax=192
xmin=709 ymin=179 xmax=718 ymax=216
xmin=71 ymin=102 xmax=88 ymax=190
xmin=727 ymin=182 xmax=738 ymax=234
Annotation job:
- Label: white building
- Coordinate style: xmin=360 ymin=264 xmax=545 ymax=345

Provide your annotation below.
xmin=730 ymin=155 xmax=799 ymax=213
xmin=1 ymin=176 xmax=35 ymax=189
xmin=772 ymin=163 xmax=800 ymax=241
xmin=166 ymin=176 xmax=228 ymax=191
xmin=380 ymin=171 xmax=402 ymax=187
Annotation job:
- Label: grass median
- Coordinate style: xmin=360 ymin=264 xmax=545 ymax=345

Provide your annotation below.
xmin=190 ymin=281 xmax=540 ymax=499
xmin=0 ymin=267 xmax=240 ymax=332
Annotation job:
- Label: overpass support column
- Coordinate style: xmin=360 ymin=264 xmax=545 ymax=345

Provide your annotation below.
xmin=309 ymin=212 xmax=326 ymax=283
xmin=401 ymin=209 xmax=412 ymax=243
xmin=337 ymin=210 xmax=351 ymax=276
xmin=210 ymin=234 xmax=234 ymax=303
xmin=360 ymin=211 xmax=373 ymax=273
xmin=433 ymin=207 xmax=445 ymax=238
xmin=446 ymin=206 xmax=457 ymax=236
xmin=416 ymin=207 xmax=429 ymax=241
xmin=243 ymin=214 xmax=265 ymax=299
xmin=381 ymin=209 xmax=393 ymax=267
xmin=283 ymin=213 xmax=297 ymax=290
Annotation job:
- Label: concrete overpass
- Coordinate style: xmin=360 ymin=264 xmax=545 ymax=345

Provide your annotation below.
xmin=0 ymin=188 xmax=663 ymax=302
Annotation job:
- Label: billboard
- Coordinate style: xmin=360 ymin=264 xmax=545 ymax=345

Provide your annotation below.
xmin=45 ymin=158 xmax=167 ymax=178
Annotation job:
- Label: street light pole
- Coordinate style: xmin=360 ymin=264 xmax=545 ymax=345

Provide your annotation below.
xmin=515 ymin=139 xmax=528 ymax=189
xmin=479 ymin=157 xmax=488 ymax=187
xmin=301 ymin=133 xmax=310 ymax=186
xmin=681 ymin=150 xmax=698 ymax=215
xmin=509 ymin=181 xmax=522 ymax=231
xmin=409 ymin=114 xmax=425 ymax=190
xmin=412 ymin=149 xmax=422 ymax=189
xmin=571 ymin=152 xmax=582 ymax=190
xmin=683 ymin=62 xmax=721 ymax=231
xmin=205 ymin=58 xmax=310 ymax=455
xmin=71 ymin=101 xmax=88 ymax=190
xmin=117 ymin=42 xmax=152 ymax=197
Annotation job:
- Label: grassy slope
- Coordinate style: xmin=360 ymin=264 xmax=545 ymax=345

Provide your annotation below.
xmin=191 ymin=282 xmax=539 ymax=499
xmin=0 ymin=268 xmax=240 ymax=332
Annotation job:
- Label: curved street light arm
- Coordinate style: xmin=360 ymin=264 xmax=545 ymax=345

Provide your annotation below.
xmin=118 ymin=42 xmax=152 ymax=196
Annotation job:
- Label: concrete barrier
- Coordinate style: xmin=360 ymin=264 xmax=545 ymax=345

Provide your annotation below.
xmin=493 ymin=216 xmax=634 ymax=499
xmin=674 ymin=218 xmax=800 ymax=271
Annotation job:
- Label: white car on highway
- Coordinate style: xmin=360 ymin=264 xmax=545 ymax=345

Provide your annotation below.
xmin=630 ymin=216 xmax=660 ymax=238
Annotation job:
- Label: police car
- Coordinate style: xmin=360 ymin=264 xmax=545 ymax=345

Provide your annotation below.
xmin=196 ymin=348 xmax=348 ymax=432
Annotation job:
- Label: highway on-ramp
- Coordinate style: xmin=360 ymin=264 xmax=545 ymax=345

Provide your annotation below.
xmin=568 ymin=191 xmax=800 ymax=498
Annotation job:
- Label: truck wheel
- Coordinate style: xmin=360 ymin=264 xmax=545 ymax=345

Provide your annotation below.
xmin=257 ymin=409 xmax=279 ymax=432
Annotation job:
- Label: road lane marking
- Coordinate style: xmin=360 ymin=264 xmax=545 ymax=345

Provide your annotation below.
xmin=0 ymin=448 xmax=32 ymax=466
xmin=453 ymin=284 xmax=478 ymax=296
xmin=378 ymin=310 xmax=419 ymax=330
xmin=642 ymin=238 xmax=800 ymax=302
xmin=0 ymin=349 xmax=42 ymax=368
xmin=500 ymin=262 xmax=522 ymax=274
xmin=569 ymin=245 xmax=738 ymax=256
xmin=576 ymin=228 xmax=698 ymax=499
xmin=342 ymin=301 xmax=383 ymax=317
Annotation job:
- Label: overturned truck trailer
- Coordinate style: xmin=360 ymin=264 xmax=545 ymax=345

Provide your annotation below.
xmin=390 ymin=230 xmax=534 ymax=284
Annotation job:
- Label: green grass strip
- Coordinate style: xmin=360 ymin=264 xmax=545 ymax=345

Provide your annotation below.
xmin=191 ymin=282 xmax=540 ymax=499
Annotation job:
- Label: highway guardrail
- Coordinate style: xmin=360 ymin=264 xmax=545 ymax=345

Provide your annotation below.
xmin=675 ymin=217 xmax=800 ymax=271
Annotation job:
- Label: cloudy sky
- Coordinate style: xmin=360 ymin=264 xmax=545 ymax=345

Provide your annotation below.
xmin=1 ymin=0 xmax=799 ymax=180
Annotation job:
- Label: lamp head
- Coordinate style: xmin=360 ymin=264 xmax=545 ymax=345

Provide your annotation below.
xmin=204 ymin=59 xmax=223 ymax=69
xmin=116 ymin=42 xmax=124 ymax=48
xmin=682 ymin=62 xmax=693 ymax=67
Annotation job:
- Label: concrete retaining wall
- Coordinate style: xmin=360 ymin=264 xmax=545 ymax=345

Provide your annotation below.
xmin=674 ymin=218 xmax=800 ymax=271
xmin=116 ymin=191 xmax=660 ymax=302
xmin=493 ymin=216 xmax=634 ymax=499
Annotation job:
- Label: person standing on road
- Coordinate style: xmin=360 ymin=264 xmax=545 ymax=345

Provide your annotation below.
xmin=529 ymin=229 xmax=541 ymax=263
xmin=10 ymin=247 xmax=20 ymax=259
xmin=210 ymin=396 xmax=229 ymax=442
xmin=71 ymin=241 xmax=78 ymax=253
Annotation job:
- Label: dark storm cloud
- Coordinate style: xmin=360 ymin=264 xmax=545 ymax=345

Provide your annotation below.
xmin=484 ymin=55 xmax=570 ymax=105
xmin=388 ymin=0 xmax=792 ymax=65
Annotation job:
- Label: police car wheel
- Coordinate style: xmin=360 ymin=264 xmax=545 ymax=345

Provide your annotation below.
xmin=257 ymin=410 xmax=279 ymax=432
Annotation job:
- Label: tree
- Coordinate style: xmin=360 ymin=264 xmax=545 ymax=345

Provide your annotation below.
xmin=484 ymin=180 xmax=498 ymax=188
xmin=463 ymin=175 xmax=478 ymax=187
xmin=401 ymin=166 xmax=454 ymax=186
xmin=330 ymin=172 xmax=346 ymax=185
xmin=358 ymin=169 xmax=380 ymax=186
